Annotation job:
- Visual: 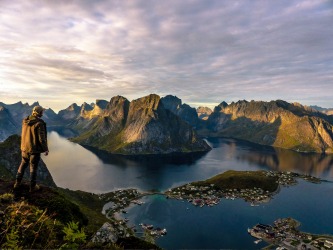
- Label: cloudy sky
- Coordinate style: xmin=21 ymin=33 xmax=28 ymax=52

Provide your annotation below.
xmin=0 ymin=0 xmax=332 ymax=112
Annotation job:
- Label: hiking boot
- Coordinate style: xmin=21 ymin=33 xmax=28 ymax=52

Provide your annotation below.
xmin=13 ymin=181 xmax=21 ymax=189
xmin=29 ymin=184 xmax=41 ymax=193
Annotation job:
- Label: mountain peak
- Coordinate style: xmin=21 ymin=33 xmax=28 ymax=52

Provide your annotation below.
xmin=131 ymin=94 xmax=161 ymax=111
xmin=31 ymin=101 xmax=40 ymax=107
xmin=71 ymin=94 xmax=210 ymax=154
xmin=95 ymin=99 xmax=108 ymax=109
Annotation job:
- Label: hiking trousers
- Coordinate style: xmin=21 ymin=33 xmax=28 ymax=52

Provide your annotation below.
xmin=16 ymin=152 xmax=41 ymax=188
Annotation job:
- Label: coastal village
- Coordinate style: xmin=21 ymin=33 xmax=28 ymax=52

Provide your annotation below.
xmin=94 ymin=170 xmax=329 ymax=246
xmin=98 ymin=188 xmax=167 ymax=240
xmin=248 ymin=218 xmax=333 ymax=249
xmin=165 ymin=171 xmax=321 ymax=207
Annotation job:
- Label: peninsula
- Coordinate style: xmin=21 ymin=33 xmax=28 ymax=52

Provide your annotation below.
xmin=165 ymin=170 xmax=321 ymax=206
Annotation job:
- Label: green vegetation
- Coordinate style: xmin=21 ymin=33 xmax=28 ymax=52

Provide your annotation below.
xmin=0 ymin=180 xmax=159 ymax=249
xmin=26 ymin=188 xmax=88 ymax=226
xmin=1 ymin=200 xmax=66 ymax=249
xmin=60 ymin=221 xmax=86 ymax=249
xmin=0 ymin=165 xmax=13 ymax=180
xmin=0 ymin=192 xmax=14 ymax=203
xmin=195 ymin=170 xmax=279 ymax=192
xmin=56 ymin=188 xmax=112 ymax=233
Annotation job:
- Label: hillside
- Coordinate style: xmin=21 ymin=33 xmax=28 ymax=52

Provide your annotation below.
xmin=202 ymin=100 xmax=333 ymax=153
xmin=0 ymin=135 xmax=160 ymax=249
xmin=199 ymin=170 xmax=279 ymax=192
xmin=0 ymin=180 xmax=159 ymax=249
xmin=71 ymin=94 xmax=211 ymax=154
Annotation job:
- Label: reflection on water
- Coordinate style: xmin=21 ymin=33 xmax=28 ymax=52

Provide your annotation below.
xmin=43 ymin=132 xmax=333 ymax=193
xmin=230 ymin=140 xmax=333 ymax=179
xmin=83 ymin=145 xmax=209 ymax=167
xmin=44 ymin=131 xmax=211 ymax=193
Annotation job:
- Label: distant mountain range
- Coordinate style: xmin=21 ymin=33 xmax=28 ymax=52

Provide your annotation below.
xmin=1 ymin=95 xmax=333 ymax=154
xmin=310 ymin=105 xmax=333 ymax=115
xmin=0 ymin=101 xmax=59 ymax=141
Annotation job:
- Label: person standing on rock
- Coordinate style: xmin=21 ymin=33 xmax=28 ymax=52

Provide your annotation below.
xmin=14 ymin=105 xmax=49 ymax=192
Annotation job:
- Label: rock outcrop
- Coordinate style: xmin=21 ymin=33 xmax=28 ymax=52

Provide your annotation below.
xmin=203 ymin=100 xmax=333 ymax=153
xmin=161 ymin=95 xmax=199 ymax=128
xmin=0 ymin=134 xmax=56 ymax=187
xmin=91 ymin=222 xmax=118 ymax=244
xmin=58 ymin=103 xmax=81 ymax=121
xmin=197 ymin=106 xmax=213 ymax=120
xmin=71 ymin=94 xmax=211 ymax=155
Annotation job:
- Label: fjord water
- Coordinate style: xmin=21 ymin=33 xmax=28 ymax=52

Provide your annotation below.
xmin=43 ymin=131 xmax=333 ymax=248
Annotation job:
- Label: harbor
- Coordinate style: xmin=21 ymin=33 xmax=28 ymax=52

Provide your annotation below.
xmin=248 ymin=218 xmax=333 ymax=249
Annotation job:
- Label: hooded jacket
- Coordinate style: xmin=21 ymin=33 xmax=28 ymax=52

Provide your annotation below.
xmin=21 ymin=115 xmax=48 ymax=153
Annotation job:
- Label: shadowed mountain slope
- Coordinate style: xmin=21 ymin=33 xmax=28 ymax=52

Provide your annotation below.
xmin=160 ymin=95 xmax=200 ymax=128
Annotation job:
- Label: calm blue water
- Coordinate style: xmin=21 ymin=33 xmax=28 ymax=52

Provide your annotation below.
xmin=43 ymin=131 xmax=333 ymax=249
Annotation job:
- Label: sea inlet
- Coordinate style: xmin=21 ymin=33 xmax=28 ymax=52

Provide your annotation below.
xmin=43 ymin=131 xmax=333 ymax=249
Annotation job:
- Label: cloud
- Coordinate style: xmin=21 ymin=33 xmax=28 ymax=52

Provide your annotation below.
xmin=0 ymin=0 xmax=333 ymax=111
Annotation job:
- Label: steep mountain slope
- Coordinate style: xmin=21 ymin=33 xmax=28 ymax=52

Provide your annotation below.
xmin=161 ymin=95 xmax=199 ymax=128
xmin=0 ymin=106 xmax=18 ymax=141
xmin=71 ymin=94 xmax=211 ymax=154
xmin=203 ymin=100 xmax=333 ymax=153
xmin=58 ymin=103 xmax=81 ymax=121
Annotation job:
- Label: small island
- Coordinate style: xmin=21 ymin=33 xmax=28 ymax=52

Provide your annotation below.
xmin=248 ymin=217 xmax=333 ymax=249
xmin=165 ymin=170 xmax=321 ymax=206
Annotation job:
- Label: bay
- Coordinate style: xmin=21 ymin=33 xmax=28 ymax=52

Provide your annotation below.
xmin=43 ymin=131 xmax=333 ymax=249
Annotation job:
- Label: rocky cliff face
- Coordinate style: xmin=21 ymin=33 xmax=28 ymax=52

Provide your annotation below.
xmin=0 ymin=106 xmax=19 ymax=141
xmin=161 ymin=95 xmax=199 ymax=128
xmin=204 ymin=100 xmax=333 ymax=153
xmin=58 ymin=103 xmax=81 ymax=121
xmin=0 ymin=134 xmax=56 ymax=186
xmin=71 ymin=94 xmax=211 ymax=154
xmin=197 ymin=106 xmax=213 ymax=120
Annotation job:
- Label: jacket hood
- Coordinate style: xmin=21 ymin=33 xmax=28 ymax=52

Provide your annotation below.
xmin=23 ymin=115 xmax=41 ymax=126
